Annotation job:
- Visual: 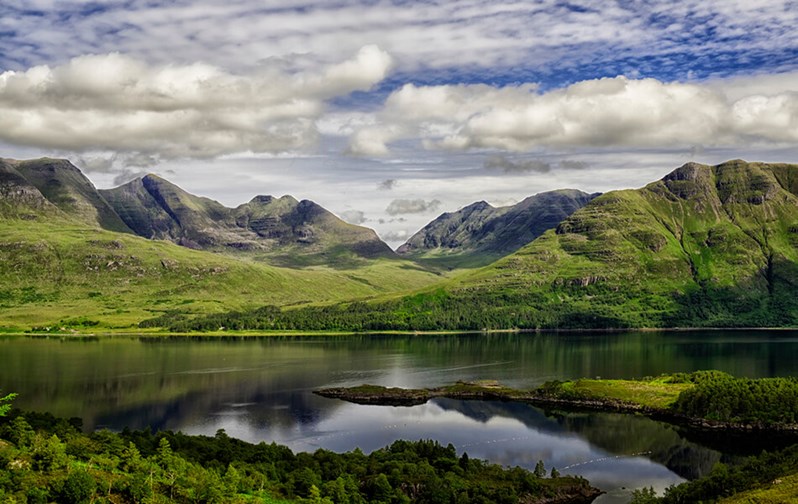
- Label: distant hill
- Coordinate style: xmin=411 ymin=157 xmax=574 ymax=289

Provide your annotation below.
xmin=175 ymin=160 xmax=798 ymax=331
xmin=397 ymin=189 xmax=598 ymax=267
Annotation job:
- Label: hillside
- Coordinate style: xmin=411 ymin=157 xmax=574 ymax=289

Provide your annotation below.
xmin=0 ymin=158 xmax=441 ymax=331
xmin=1 ymin=158 xmax=132 ymax=232
xmin=101 ymin=175 xmax=394 ymax=267
xmin=174 ymin=160 xmax=798 ymax=331
xmin=397 ymin=189 xmax=598 ymax=268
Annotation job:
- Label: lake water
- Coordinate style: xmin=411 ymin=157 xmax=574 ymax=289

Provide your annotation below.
xmin=3 ymin=330 xmax=798 ymax=503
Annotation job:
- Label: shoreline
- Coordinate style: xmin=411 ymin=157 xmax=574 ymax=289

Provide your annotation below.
xmin=3 ymin=326 xmax=798 ymax=338
xmin=314 ymin=382 xmax=798 ymax=435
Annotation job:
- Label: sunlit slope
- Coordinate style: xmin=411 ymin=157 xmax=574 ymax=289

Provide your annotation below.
xmin=0 ymin=216 xmax=440 ymax=330
xmin=447 ymin=160 xmax=798 ymax=327
xmin=176 ymin=160 xmax=798 ymax=331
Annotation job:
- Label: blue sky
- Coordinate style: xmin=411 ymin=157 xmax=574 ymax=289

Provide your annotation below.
xmin=1 ymin=0 xmax=797 ymax=246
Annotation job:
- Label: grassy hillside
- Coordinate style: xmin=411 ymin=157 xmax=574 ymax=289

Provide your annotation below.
xmin=9 ymin=158 xmax=133 ymax=233
xmin=176 ymin=160 xmax=798 ymax=331
xmin=0 ymin=216 xmax=440 ymax=331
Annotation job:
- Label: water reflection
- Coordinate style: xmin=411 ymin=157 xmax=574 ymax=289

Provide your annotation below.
xmin=185 ymin=397 xmax=698 ymax=504
xmin=3 ymin=331 xmax=798 ymax=503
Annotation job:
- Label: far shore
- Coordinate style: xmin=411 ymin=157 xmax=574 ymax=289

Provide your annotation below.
xmin=2 ymin=325 xmax=798 ymax=338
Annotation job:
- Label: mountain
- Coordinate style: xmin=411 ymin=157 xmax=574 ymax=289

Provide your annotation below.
xmin=1 ymin=158 xmax=132 ymax=232
xmin=100 ymin=174 xmax=394 ymax=266
xmin=0 ymin=157 xmax=443 ymax=330
xmin=433 ymin=159 xmax=798 ymax=328
xmin=397 ymin=189 xmax=598 ymax=267
xmin=177 ymin=160 xmax=798 ymax=331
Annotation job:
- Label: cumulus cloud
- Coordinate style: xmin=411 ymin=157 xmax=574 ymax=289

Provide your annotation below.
xmin=385 ymin=198 xmax=441 ymax=216
xmin=349 ymin=75 xmax=798 ymax=154
xmin=381 ymin=229 xmax=409 ymax=243
xmin=74 ymin=152 xmax=159 ymax=173
xmin=339 ymin=209 xmax=366 ymax=225
xmin=0 ymin=46 xmax=391 ymax=161
xmin=484 ymin=156 xmax=551 ymax=173
xmin=112 ymin=168 xmax=150 ymax=186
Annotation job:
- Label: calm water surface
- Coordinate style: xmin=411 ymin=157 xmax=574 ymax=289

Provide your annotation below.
xmin=3 ymin=330 xmax=798 ymax=503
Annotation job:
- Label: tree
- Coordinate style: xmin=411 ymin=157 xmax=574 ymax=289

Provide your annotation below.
xmin=534 ymin=460 xmax=546 ymax=478
xmin=0 ymin=391 xmax=16 ymax=417
xmin=630 ymin=486 xmax=659 ymax=504
xmin=550 ymin=467 xmax=560 ymax=478
xmin=60 ymin=470 xmax=97 ymax=504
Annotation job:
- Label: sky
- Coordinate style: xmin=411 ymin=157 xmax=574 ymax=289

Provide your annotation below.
xmin=1 ymin=1 xmax=798 ymax=248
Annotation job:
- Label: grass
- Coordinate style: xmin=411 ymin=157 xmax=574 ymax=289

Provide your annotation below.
xmin=560 ymin=377 xmax=693 ymax=409
xmin=0 ymin=217 xmax=442 ymax=330
xmin=321 ymin=376 xmax=696 ymax=412
xmin=717 ymin=473 xmax=798 ymax=503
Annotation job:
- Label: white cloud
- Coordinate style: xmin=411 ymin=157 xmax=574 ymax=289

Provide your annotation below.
xmin=386 ymin=198 xmax=442 ymax=215
xmin=0 ymin=46 xmax=391 ymax=162
xmin=4 ymin=1 xmax=797 ymax=80
xmin=349 ymin=74 xmax=798 ymax=154
xmin=339 ymin=209 xmax=367 ymax=225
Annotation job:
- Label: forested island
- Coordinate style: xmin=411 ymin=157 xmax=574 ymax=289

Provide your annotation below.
xmin=316 ymin=372 xmax=798 ymax=503
xmin=316 ymin=371 xmax=798 ymax=431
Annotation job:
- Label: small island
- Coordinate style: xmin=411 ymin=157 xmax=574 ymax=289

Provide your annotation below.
xmin=315 ymin=371 xmax=798 ymax=433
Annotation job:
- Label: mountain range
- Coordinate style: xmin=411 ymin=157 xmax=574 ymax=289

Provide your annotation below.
xmin=1 ymin=157 xmax=394 ymax=268
xmin=174 ymin=159 xmax=798 ymax=331
xmin=0 ymin=157 xmax=443 ymax=329
xmin=4 ymin=156 xmax=798 ymax=331
xmin=397 ymin=189 xmax=599 ymax=267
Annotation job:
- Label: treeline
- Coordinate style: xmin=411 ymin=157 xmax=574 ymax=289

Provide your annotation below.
xmin=149 ymin=289 xmax=635 ymax=332
xmin=141 ymin=281 xmax=798 ymax=333
xmin=631 ymin=444 xmax=798 ymax=503
xmin=0 ymin=409 xmax=596 ymax=504
xmin=672 ymin=371 xmax=798 ymax=425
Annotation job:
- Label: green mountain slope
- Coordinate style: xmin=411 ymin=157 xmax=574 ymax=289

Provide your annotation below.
xmin=101 ymin=174 xmax=395 ymax=267
xmin=175 ymin=160 xmax=798 ymax=331
xmin=5 ymin=158 xmax=133 ymax=233
xmin=397 ymin=189 xmax=598 ymax=268
xmin=0 ymin=215 xmax=441 ymax=330
xmin=0 ymin=159 xmax=442 ymax=331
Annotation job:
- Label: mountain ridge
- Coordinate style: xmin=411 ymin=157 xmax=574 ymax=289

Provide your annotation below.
xmin=397 ymin=189 xmax=599 ymax=267
xmin=0 ymin=158 xmax=444 ymax=330
xmin=0 ymin=157 xmax=397 ymax=267
xmin=171 ymin=159 xmax=798 ymax=331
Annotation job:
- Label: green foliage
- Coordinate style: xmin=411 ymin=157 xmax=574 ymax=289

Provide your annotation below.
xmin=652 ymin=445 xmax=798 ymax=503
xmin=60 ymin=470 xmax=96 ymax=504
xmin=0 ymin=218 xmax=442 ymax=330
xmin=533 ymin=460 xmax=546 ymax=478
xmin=630 ymin=486 xmax=659 ymax=504
xmin=673 ymin=373 xmax=798 ymax=424
xmin=0 ymin=391 xmax=15 ymax=417
xmin=0 ymin=410 xmax=595 ymax=504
